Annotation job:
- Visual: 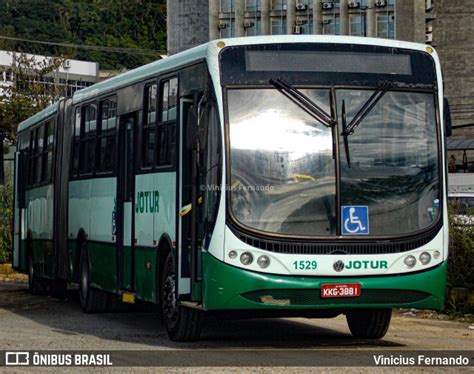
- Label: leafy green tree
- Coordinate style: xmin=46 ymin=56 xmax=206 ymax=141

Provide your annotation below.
xmin=0 ymin=53 xmax=65 ymax=143
xmin=0 ymin=0 xmax=167 ymax=70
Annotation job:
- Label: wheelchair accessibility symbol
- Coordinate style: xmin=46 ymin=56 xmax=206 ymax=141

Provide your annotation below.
xmin=341 ymin=206 xmax=369 ymax=235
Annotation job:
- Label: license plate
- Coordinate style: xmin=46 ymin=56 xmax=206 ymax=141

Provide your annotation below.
xmin=321 ymin=283 xmax=361 ymax=298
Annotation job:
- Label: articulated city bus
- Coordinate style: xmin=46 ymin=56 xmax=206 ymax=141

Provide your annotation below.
xmin=9 ymin=36 xmax=451 ymax=341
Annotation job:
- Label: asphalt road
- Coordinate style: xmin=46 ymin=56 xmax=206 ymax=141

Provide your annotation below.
xmin=0 ymin=280 xmax=473 ymax=372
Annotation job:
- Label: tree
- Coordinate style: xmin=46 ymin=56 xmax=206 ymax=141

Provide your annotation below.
xmin=0 ymin=52 xmax=66 ymax=143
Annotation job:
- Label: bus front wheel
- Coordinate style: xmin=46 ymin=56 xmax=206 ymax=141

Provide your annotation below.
xmin=346 ymin=309 xmax=392 ymax=339
xmin=161 ymin=253 xmax=204 ymax=342
xmin=79 ymin=247 xmax=108 ymax=313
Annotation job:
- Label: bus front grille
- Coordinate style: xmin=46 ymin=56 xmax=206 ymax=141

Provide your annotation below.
xmin=232 ymin=223 xmax=441 ymax=255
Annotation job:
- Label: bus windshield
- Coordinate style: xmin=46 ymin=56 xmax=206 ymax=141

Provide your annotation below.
xmin=228 ymin=88 xmax=440 ymax=237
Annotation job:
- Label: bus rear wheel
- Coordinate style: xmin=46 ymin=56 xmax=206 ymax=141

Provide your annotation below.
xmin=79 ymin=247 xmax=108 ymax=313
xmin=346 ymin=308 xmax=392 ymax=339
xmin=161 ymin=253 xmax=204 ymax=342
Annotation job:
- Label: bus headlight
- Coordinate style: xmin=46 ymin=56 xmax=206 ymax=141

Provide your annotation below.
xmin=419 ymin=252 xmax=431 ymax=265
xmin=404 ymin=255 xmax=416 ymax=268
xmin=257 ymin=255 xmax=270 ymax=269
xmin=228 ymin=250 xmax=237 ymax=259
xmin=240 ymin=252 xmax=253 ymax=265
xmin=433 ymin=250 xmax=441 ymax=259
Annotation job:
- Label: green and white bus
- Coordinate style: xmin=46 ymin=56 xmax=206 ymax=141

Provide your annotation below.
xmin=9 ymin=36 xmax=451 ymax=341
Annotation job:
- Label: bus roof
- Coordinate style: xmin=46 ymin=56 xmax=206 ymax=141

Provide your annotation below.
xmin=72 ymin=35 xmax=433 ymax=106
xmin=72 ymin=42 xmax=209 ymax=105
xmin=17 ymin=35 xmax=435 ymax=134
xmin=17 ymin=101 xmax=60 ymax=133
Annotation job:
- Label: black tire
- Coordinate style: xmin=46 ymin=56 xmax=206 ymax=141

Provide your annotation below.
xmin=346 ymin=309 xmax=392 ymax=339
xmin=28 ymin=250 xmax=48 ymax=295
xmin=79 ymin=247 xmax=108 ymax=313
xmin=161 ymin=253 xmax=204 ymax=342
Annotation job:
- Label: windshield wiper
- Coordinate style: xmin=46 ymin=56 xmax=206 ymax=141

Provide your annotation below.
xmin=269 ymin=78 xmax=336 ymax=128
xmin=341 ymin=81 xmax=392 ymax=168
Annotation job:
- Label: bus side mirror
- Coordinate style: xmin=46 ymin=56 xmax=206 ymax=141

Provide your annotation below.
xmin=0 ymin=130 xmax=5 ymax=185
xmin=444 ymin=97 xmax=452 ymax=137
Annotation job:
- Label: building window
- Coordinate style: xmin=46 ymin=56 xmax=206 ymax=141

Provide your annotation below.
xmin=376 ymin=13 xmax=395 ymax=38
xmin=157 ymin=78 xmax=178 ymax=167
xmin=97 ymin=98 xmax=116 ymax=173
xmin=272 ymin=0 xmax=287 ymax=11
xmin=322 ymin=14 xmax=340 ymax=35
xmin=246 ymin=0 xmax=260 ymax=12
xmin=245 ymin=19 xmax=261 ymax=36
xmin=220 ymin=0 xmax=235 ymax=13
xmin=271 ymin=18 xmax=287 ymax=34
xmin=142 ymin=83 xmax=157 ymax=168
xmin=349 ymin=14 xmax=364 ymax=36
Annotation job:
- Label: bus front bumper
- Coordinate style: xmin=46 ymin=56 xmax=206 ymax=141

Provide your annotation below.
xmin=202 ymin=253 xmax=447 ymax=311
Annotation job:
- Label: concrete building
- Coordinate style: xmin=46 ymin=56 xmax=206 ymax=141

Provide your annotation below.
xmin=431 ymin=0 xmax=474 ymax=139
xmin=0 ymin=50 xmax=99 ymax=99
xmin=167 ymin=0 xmax=434 ymax=55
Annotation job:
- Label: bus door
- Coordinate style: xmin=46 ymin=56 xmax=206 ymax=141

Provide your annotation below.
xmin=116 ymin=113 xmax=137 ymax=291
xmin=178 ymin=97 xmax=201 ymax=301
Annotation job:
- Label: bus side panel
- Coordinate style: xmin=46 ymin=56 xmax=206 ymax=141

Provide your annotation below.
xmin=134 ymin=172 xmax=176 ymax=302
xmin=68 ymin=178 xmax=117 ymax=292
xmin=26 ymin=185 xmax=54 ymax=278
xmin=89 ymin=177 xmax=117 ymax=292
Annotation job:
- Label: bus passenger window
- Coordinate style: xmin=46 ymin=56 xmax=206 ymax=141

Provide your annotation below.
xmin=98 ymin=98 xmax=116 ymax=173
xmin=157 ymin=77 xmax=177 ymax=167
xmin=142 ymin=83 xmax=157 ymax=168
xmin=71 ymin=107 xmax=81 ymax=177
xmin=35 ymin=126 xmax=44 ymax=184
xmin=80 ymin=104 xmax=97 ymax=175
xmin=28 ymin=130 xmax=35 ymax=186
xmin=44 ymin=120 xmax=54 ymax=182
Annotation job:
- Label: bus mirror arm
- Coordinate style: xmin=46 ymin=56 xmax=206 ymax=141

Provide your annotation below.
xmin=444 ymin=97 xmax=452 ymax=137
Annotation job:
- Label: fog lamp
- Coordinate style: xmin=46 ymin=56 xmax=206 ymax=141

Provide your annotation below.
xmin=228 ymin=250 xmax=237 ymax=259
xmin=257 ymin=255 xmax=270 ymax=269
xmin=240 ymin=252 xmax=253 ymax=265
xmin=419 ymin=252 xmax=431 ymax=265
xmin=404 ymin=255 xmax=416 ymax=268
